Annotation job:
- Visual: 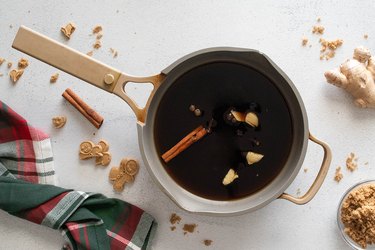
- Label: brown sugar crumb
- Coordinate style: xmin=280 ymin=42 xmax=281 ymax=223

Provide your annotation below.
xmin=312 ymin=25 xmax=325 ymax=35
xmin=86 ymin=51 xmax=94 ymax=57
xmin=364 ymin=34 xmax=368 ymax=39
xmin=110 ymin=48 xmax=118 ymax=58
xmin=93 ymin=40 xmax=101 ymax=49
xmin=365 ymin=162 xmax=369 ymax=166
xmin=304 ymin=168 xmax=308 ymax=173
xmin=0 ymin=58 xmax=5 ymax=65
xmin=9 ymin=69 xmax=24 ymax=83
xmin=301 ymin=37 xmax=308 ymax=46
xmin=61 ymin=23 xmax=76 ymax=39
xmin=169 ymin=213 xmax=181 ymax=225
xmin=334 ymin=167 xmax=343 ymax=182
xmin=170 ymin=226 xmax=176 ymax=231
xmin=7 ymin=62 xmax=12 ymax=68
xmin=203 ymin=239 xmax=213 ymax=246
xmin=183 ymin=223 xmax=197 ymax=234
xmin=92 ymin=25 xmax=102 ymax=34
xmin=319 ymin=38 xmax=343 ymax=60
xmin=341 ymin=183 xmax=375 ymax=248
xmin=50 ymin=73 xmax=59 ymax=83
xmin=317 ymin=17 xmax=321 ymax=22
xmin=346 ymin=152 xmax=358 ymax=172
xmin=18 ymin=58 xmax=29 ymax=69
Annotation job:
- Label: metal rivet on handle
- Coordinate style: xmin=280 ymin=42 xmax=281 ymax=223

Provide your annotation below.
xmin=104 ymin=73 xmax=114 ymax=85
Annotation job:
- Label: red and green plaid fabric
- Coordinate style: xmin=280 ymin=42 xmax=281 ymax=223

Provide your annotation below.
xmin=0 ymin=101 xmax=157 ymax=250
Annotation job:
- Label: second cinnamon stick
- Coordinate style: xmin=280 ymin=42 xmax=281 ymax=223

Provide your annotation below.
xmin=62 ymin=88 xmax=104 ymax=128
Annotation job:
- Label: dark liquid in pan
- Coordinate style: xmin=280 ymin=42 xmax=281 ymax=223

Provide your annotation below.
xmin=154 ymin=62 xmax=293 ymax=201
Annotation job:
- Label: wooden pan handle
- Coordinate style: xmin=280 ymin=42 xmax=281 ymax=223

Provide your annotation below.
xmin=12 ymin=26 xmax=164 ymax=123
xmin=12 ymin=26 xmax=121 ymax=92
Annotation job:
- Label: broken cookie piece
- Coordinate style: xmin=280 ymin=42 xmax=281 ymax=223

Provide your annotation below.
xmin=109 ymin=158 xmax=139 ymax=192
xmin=52 ymin=116 xmax=67 ymax=128
xmin=50 ymin=73 xmax=59 ymax=83
xmin=222 ymin=168 xmax=239 ymax=185
xmin=61 ymin=23 xmax=76 ymax=39
xmin=302 ymin=37 xmax=308 ymax=46
xmin=9 ymin=69 xmax=24 ymax=83
xmin=18 ymin=58 xmax=29 ymax=69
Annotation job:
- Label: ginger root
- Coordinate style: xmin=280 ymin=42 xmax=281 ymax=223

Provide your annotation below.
xmin=324 ymin=46 xmax=375 ymax=108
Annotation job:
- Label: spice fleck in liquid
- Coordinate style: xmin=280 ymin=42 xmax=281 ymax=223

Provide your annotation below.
xmin=154 ymin=62 xmax=293 ymax=201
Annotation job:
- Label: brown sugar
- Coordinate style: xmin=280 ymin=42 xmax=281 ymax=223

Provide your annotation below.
xmin=346 ymin=152 xmax=358 ymax=172
xmin=312 ymin=25 xmax=325 ymax=35
xmin=183 ymin=223 xmax=197 ymax=234
xmin=341 ymin=183 xmax=375 ymax=248
xmin=319 ymin=38 xmax=343 ymax=60
xmin=169 ymin=213 xmax=181 ymax=225
xmin=334 ymin=167 xmax=343 ymax=182
xmin=203 ymin=239 xmax=213 ymax=246
xmin=364 ymin=34 xmax=368 ymax=39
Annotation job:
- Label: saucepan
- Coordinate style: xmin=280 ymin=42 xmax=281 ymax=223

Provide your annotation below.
xmin=12 ymin=26 xmax=332 ymax=215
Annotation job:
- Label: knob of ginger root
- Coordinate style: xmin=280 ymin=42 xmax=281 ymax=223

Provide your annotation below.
xmin=324 ymin=46 xmax=375 ymax=108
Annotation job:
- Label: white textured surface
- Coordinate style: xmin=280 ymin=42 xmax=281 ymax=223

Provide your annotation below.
xmin=1 ymin=1 xmax=375 ymax=249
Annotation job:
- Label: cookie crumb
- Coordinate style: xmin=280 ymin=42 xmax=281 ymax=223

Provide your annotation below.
xmin=0 ymin=58 xmax=5 ymax=65
xmin=304 ymin=168 xmax=308 ymax=173
xmin=317 ymin=17 xmax=321 ymax=22
xmin=96 ymin=33 xmax=103 ymax=40
xmin=86 ymin=51 xmax=94 ymax=57
xmin=312 ymin=25 xmax=325 ymax=35
xmin=302 ymin=37 xmax=308 ymax=46
xmin=334 ymin=167 xmax=343 ymax=182
xmin=365 ymin=162 xmax=369 ymax=166
xmin=183 ymin=224 xmax=197 ymax=234
xmin=346 ymin=152 xmax=358 ymax=172
xmin=50 ymin=73 xmax=59 ymax=83
xmin=93 ymin=40 xmax=101 ymax=49
xmin=52 ymin=116 xmax=67 ymax=128
xmin=18 ymin=58 xmax=29 ymax=69
xmin=61 ymin=23 xmax=76 ymax=39
xmin=9 ymin=69 xmax=24 ymax=83
xmin=296 ymin=188 xmax=301 ymax=196
xmin=170 ymin=226 xmax=176 ymax=231
xmin=0 ymin=73 xmax=3 ymax=77
xmin=92 ymin=25 xmax=102 ymax=34
xmin=203 ymin=239 xmax=213 ymax=246
xmin=170 ymin=213 xmax=181 ymax=225
xmin=340 ymin=183 xmax=375 ymax=248
xmin=364 ymin=34 xmax=368 ymax=39
xmin=7 ymin=62 xmax=12 ymax=68
xmin=110 ymin=48 xmax=118 ymax=58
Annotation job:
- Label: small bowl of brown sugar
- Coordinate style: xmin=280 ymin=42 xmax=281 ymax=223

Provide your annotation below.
xmin=337 ymin=180 xmax=375 ymax=249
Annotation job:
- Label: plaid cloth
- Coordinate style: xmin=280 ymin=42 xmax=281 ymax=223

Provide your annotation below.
xmin=0 ymin=101 xmax=157 ymax=250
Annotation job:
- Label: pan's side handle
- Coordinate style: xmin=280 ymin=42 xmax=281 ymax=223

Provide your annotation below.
xmin=113 ymin=74 xmax=164 ymax=123
xmin=279 ymin=133 xmax=332 ymax=205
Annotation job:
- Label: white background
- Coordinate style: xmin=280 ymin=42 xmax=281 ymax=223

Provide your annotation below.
xmin=1 ymin=1 xmax=375 ymax=249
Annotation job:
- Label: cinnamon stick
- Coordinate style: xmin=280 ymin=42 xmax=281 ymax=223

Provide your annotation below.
xmin=162 ymin=125 xmax=208 ymax=163
xmin=62 ymin=88 xmax=104 ymax=128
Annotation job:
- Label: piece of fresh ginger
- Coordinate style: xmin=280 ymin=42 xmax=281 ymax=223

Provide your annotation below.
xmin=324 ymin=46 xmax=375 ymax=108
